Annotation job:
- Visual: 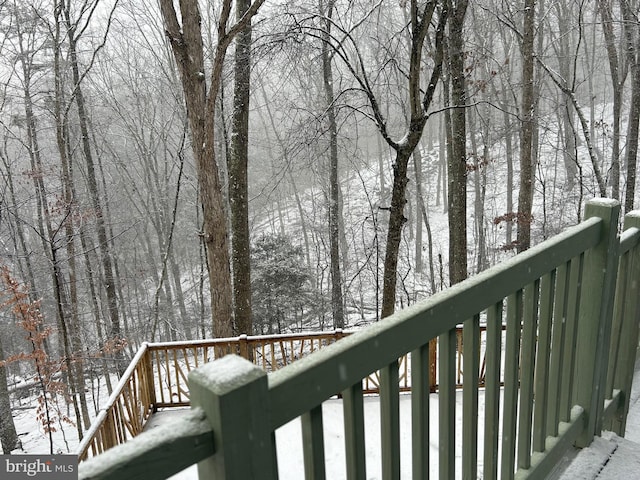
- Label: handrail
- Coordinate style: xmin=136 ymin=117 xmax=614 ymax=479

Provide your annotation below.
xmin=78 ymin=408 xmax=214 ymax=480
xmin=77 ymin=343 xmax=155 ymax=461
xmin=619 ymin=226 xmax=640 ymax=253
xmin=147 ymin=330 xmax=346 ymax=407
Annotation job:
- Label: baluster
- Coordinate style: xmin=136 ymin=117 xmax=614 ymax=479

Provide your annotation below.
xmin=500 ymin=290 xmax=523 ymax=480
xmin=439 ymin=326 xmax=457 ymax=479
xmin=463 ymin=315 xmax=480 ymax=479
xmin=483 ymin=300 xmax=503 ymax=480
xmin=517 ymin=280 xmax=540 ymax=470
xmin=343 ymin=381 xmax=366 ymax=480
xmin=559 ymin=255 xmax=583 ymax=422
xmin=380 ymin=360 xmax=400 ymax=480
xmin=302 ymin=405 xmax=326 ymax=480
xmin=411 ymin=342 xmax=430 ymax=480
xmin=533 ymin=271 xmax=555 ymax=452
xmin=546 ymin=262 xmax=569 ymax=436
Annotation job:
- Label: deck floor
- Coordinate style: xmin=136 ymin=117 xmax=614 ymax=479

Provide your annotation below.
xmin=555 ymin=354 xmax=640 ymax=479
xmin=145 ymin=353 xmax=640 ymax=479
xmin=148 ymin=390 xmax=481 ymax=479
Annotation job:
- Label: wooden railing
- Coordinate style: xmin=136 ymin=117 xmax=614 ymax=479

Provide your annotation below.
xmin=78 ymin=327 xmax=497 ymax=460
xmin=76 ymin=345 xmax=156 ymax=460
xmin=78 ymin=199 xmax=640 ymax=480
xmin=147 ymin=331 xmax=346 ymax=408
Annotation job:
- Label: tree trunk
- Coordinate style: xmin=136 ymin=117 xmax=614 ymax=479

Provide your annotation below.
xmin=382 ymin=147 xmax=412 ymax=318
xmin=438 ymin=111 xmax=447 ymax=211
xmin=414 ymin=149 xmax=424 ymax=274
xmin=598 ymin=0 xmax=623 ymax=199
xmin=553 ymin=1 xmax=578 ymax=191
xmin=447 ymin=0 xmax=469 ymax=285
xmin=517 ymin=0 xmax=536 ymax=253
xmin=0 ymin=335 xmax=20 ymax=453
xmin=598 ymin=0 xmax=622 ymax=199
xmin=159 ymin=0 xmax=264 ymax=337
xmin=229 ymin=0 xmax=253 ymax=335
xmin=321 ymin=0 xmax=345 ymax=329
xmin=61 ymin=4 xmax=123 ymax=365
xmin=625 ymin=64 xmax=640 ymax=213
xmin=468 ymin=105 xmax=487 ymax=273
xmin=621 ymin=0 xmax=640 ymax=212
xmin=60 ymin=112 xmax=91 ymax=432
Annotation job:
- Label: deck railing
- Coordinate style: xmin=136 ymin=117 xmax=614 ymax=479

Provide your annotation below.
xmin=78 ymin=199 xmax=640 ymax=480
xmin=78 ymin=326 xmax=498 ymax=460
xmin=77 ymin=331 xmax=347 ymax=460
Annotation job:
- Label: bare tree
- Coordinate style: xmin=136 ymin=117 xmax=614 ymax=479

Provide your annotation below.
xmin=159 ymin=0 xmax=265 ymax=337
xmin=229 ymin=0 xmax=254 ymax=335
xmin=297 ymin=1 xmax=450 ymax=317
xmin=620 ymin=0 xmax=640 ymax=212
xmin=320 ymin=0 xmax=345 ymax=329
xmin=446 ymin=0 xmax=469 ymax=284
xmin=517 ymin=0 xmax=536 ymax=252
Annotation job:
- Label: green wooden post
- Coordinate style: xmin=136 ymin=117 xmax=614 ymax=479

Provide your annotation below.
xmin=574 ymin=198 xmax=620 ymax=448
xmin=483 ymin=301 xmax=503 ymax=480
xmin=343 ymin=382 xmax=366 ymax=480
xmin=462 ymin=315 xmax=480 ymax=480
xmin=189 ymin=354 xmax=276 ymax=480
xmin=608 ymin=210 xmax=640 ymax=434
xmin=518 ymin=280 xmax=540 ymax=469
xmin=439 ymin=327 xmax=457 ymax=479
xmin=411 ymin=343 xmax=430 ymax=480
xmin=380 ymin=361 xmax=400 ymax=480
xmin=302 ymin=405 xmax=326 ymax=480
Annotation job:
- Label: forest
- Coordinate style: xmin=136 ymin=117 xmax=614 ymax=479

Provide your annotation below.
xmin=0 ymin=0 xmax=638 ymax=454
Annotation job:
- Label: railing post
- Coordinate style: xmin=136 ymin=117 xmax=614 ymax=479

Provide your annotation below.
xmin=574 ymin=198 xmax=620 ymax=447
xmin=607 ymin=210 xmax=640 ymax=434
xmin=239 ymin=334 xmax=249 ymax=359
xmin=141 ymin=343 xmax=157 ymax=412
xmin=189 ymin=354 xmax=276 ymax=480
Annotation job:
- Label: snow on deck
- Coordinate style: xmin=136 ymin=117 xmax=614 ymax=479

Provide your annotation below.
xmin=147 ymin=390 xmax=489 ymax=480
xmin=554 ymin=353 xmax=640 ymax=479
xmin=142 ymin=352 xmax=640 ymax=479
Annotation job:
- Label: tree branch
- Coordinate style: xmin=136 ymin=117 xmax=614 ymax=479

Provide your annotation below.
xmin=535 ymin=56 xmax=606 ymax=196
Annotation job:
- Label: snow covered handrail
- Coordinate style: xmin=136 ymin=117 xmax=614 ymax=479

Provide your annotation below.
xmin=77 ymin=331 xmax=347 ymax=461
xmin=143 ymin=328 xmax=497 ymax=409
xmin=77 ymin=343 xmax=155 ymax=462
xmin=145 ymin=330 xmax=348 ymax=407
xmin=78 ymin=408 xmax=214 ymax=480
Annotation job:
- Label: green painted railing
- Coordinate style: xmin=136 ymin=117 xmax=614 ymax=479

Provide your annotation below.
xmin=78 ymin=199 xmax=640 ymax=480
